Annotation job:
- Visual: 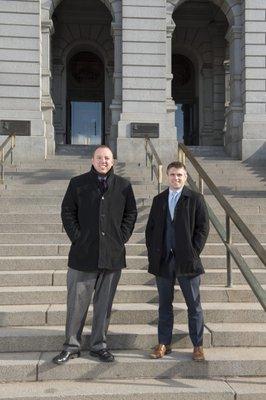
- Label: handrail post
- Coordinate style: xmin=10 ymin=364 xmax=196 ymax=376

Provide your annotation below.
xmin=11 ymin=135 xmax=15 ymax=165
xmin=145 ymin=138 xmax=148 ymax=167
xmin=158 ymin=164 xmax=162 ymax=193
xmin=0 ymin=148 xmax=4 ymax=184
xmin=150 ymin=154 xmax=153 ymax=181
xmin=178 ymin=147 xmax=181 ymax=162
xmin=182 ymin=152 xmax=186 ymax=165
xmin=226 ymin=214 xmax=232 ymax=287
xmin=199 ymin=175 xmax=204 ymax=194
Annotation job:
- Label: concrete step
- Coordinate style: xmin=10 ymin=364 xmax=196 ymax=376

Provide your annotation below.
xmin=204 ymin=194 xmax=266 ymax=204
xmin=191 ymin=180 xmax=265 ymax=190
xmin=0 ymin=324 xmax=212 ymax=352
xmin=0 ymin=224 xmax=63 ymax=233
xmin=3 ymin=180 xmax=158 ymax=192
xmin=0 ymin=242 xmax=262 ymax=256
xmin=0 ymin=303 xmax=264 ymax=327
xmin=0 ymin=197 xmax=266 ymax=218
xmin=0 ymin=348 xmax=265 ymax=382
xmin=0 ymin=323 xmax=265 ymax=351
xmin=1 ymin=268 xmax=265 ymax=287
xmin=1 ymin=213 xmax=265 ymax=227
xmin=1 ymin=378 xmax=266 ymax=400
xmin=0 ymin=285 xmax=262 ymax=305
xmin=0 ymin=255 xmax=263 ymax=270
xmin=0 ymin=188 xmax=157 ymax=201
xmin=0 ymin=221 xmax=265 ymax=234
xmin=0 ymin=377 xmax=255 ymax=400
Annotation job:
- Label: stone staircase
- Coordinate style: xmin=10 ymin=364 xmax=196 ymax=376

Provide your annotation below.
xmin=0 ymin=148 xmax=265 ymax=399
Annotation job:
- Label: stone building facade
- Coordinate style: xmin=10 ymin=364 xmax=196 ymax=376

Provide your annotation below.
xmin=0 ymin=0 xmax=265 ymax=162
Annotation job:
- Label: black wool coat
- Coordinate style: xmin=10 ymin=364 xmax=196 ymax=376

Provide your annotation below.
xmin=145 ymin=186 xmax=209 ymax=276
xmin=61 ymin=167 xmax=137 ymax=272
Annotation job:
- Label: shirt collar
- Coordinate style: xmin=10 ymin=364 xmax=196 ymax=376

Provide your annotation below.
xmin=169 ymin=187 xmax=183 ymax=197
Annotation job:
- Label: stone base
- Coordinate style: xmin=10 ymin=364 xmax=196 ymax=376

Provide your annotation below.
xmin=12 ymin=136 xmax=47 ymax=163
xmin=241 ymin=122 xmax=266 ymax=163
xmin=117 ymin=137 xmax=178 ymax=165
xmin=242 ymin=139 xmax=266 ymax=163
xmin=45 ymin=136 xmax=56 ymax=157
xmin=224 ymin=139 xmax=241 ymax=159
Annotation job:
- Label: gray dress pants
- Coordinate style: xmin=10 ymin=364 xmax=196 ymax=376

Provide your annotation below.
xmin=63 ymin=267 xmax=121 ymax=352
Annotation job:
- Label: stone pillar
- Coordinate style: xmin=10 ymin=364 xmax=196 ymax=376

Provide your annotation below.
xmin=52 ymin=63 xmax=65 ymax=144
xmin=200 ymin=64 xmax=214 ymax=145
xmin=224 ymin=25 xmax=243 ymax=158
xmin=166 ymin=18 xmax=177 ymax=139
xmin=117 ymin=0 xmax=176 ymax=164
xmin=241 ymin=1 xmax=266 ymax=162
xmin=41 ymin=19 xmax=55 ymax=157
xmin=105 ymin=64 xmax=114 ymax=146
xmin=109 ymin=22 xmax=122 ymax=157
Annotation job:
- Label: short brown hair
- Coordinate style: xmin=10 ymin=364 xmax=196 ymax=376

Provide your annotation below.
xmin=166 ymin=161 xmax=187 ymax=173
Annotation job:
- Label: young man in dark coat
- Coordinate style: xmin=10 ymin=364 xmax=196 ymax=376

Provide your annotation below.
xmin=145 ymin=161 xmax=209 ymax=361
xmin=53 ymin=145 xmax=137 ymax=364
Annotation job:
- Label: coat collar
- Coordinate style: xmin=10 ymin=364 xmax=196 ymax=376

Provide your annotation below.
xmin=90 ymin=165 xmax=114 ymax=180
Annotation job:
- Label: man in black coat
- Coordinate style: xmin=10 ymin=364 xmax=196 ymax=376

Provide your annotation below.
xmin=145 ymin=161 xmax=209 ymax=361
xmin=53 ymin=145 xmax=137 ymax=364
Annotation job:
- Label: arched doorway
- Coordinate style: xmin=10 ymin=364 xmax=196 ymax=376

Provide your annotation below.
xmin=172 ymin=54 xmax=198 ymax=145
xmin=51 ymin=0 xmax=114 ymax=147
xmin=67 ymin=51 xmax=105 ymax=145
xmin=172 ymin=0 xmax=229 ymax=146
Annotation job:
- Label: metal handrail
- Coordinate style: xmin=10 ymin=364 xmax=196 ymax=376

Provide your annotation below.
xmin=178 ymin=143 xmax=266 ymax=311
xmin=0 ymin=134 xmax=16 ymax=184
xmin=145 ymin=137 xmax=163 ymax=193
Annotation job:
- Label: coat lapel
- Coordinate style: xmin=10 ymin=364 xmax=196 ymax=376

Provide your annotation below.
xmin=158 ymin=189 xmax=169 ymax=222
xmin=173 ymin=185 xmax=191 ymax=219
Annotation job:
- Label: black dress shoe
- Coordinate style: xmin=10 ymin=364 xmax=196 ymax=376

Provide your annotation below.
xmin=52 ymin=350 xmax=80 ymax=365
xmin=89 ymin=348 xmax=115 ymax=362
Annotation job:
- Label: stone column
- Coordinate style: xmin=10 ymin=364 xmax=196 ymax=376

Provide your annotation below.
xmin=109 ymin=22 xmax=122 ymax=157
xmin=241 ymin=1 xmax=266 ymax=162
xmin=200 ymin=64 xmax=214 ymax=145
xmin=117 ymin=0 xmax=176 ymax=164
xmin=166 ymin=18 xmax=177 ymax=139
xmin=41 ymin=19 xmax=55 ymax=156
xmin=105 ymin=64 xmax=114 ymax=146
xmin=52 ymin=63 xmax=65 ymax=144
xmin=224 ymin=25 xmax=243 ymax=158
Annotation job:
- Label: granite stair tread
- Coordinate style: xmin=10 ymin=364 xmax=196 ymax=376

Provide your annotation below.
xmin=0 ymin=377 xmax=265 ymax=399
xmin=0 ymin=348 xmax=266 ymax=382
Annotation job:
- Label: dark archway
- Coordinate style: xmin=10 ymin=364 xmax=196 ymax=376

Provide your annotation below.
xmin=172 ymin=0 xmax=228 ymax=146
xmin=172 ymin=54 xmax=198 ymax=145
xmin=51 ymin=0 xmax=113 ymax=146
xmin=66 ymin=51 xmax=105 ymax=145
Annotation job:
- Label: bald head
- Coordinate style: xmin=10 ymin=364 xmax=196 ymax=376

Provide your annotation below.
xmin=92 ymin=146 xmax=114 ymax=175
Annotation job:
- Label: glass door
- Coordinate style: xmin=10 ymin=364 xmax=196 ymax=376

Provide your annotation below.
xmin=71 ymin=101 xmax=102 ymax=145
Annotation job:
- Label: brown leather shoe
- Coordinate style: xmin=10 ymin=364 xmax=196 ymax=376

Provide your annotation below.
xmin=192 ymin=346 xmax=205 ymax=361
xmin=150 ymin=344 xmax=172 ymax=359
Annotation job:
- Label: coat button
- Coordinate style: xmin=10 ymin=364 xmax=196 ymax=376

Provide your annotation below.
xmin=101 ymin=232 xmax=105 ymax=236
xmin=102 ymin=196 xmax=104 ymax=200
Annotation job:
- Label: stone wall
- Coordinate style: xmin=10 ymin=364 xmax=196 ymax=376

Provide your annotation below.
xmin=0 ymin=0 xmax=45 ymax=161
xmin=117 ymin=0 xmax=177 ymax=163
xmin=242 ymin=0 xmax=266 ymax=161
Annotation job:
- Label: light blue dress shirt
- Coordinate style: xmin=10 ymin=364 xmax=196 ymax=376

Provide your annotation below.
xmin=168 ymin=187 xmax=183 ymax=220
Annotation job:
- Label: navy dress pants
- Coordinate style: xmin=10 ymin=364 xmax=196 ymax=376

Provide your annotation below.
xmin=156 ymin=262 xmax=204 ymax=347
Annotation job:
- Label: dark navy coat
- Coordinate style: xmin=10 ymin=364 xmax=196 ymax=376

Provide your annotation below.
xmin=145 ymin=186 xmax=209 ymax=276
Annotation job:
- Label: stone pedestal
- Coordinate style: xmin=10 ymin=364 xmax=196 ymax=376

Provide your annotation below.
xmin=241 ymin=120 xmax=266 ymax=162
